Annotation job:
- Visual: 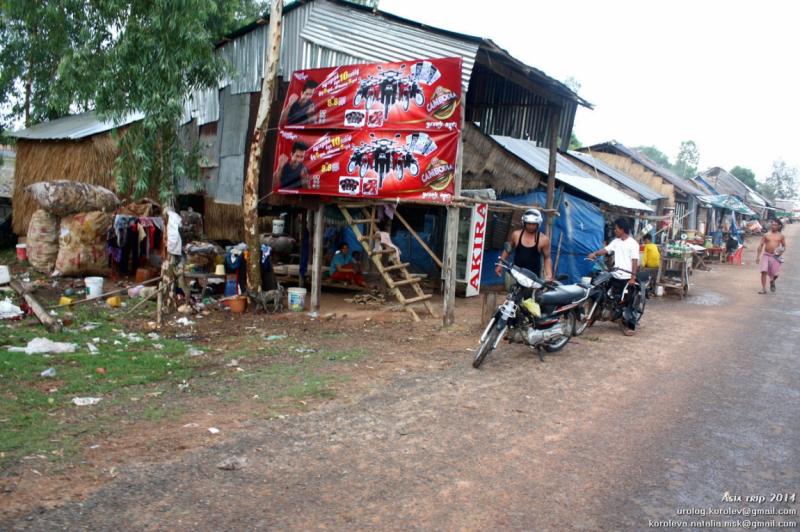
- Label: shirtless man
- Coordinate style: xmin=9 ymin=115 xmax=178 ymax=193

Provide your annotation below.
xmin=756 ymin=219 xmax=787 ymax=294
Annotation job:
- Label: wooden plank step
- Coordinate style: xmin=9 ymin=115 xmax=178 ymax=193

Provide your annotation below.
xmin=370 ymin=248 xmax=397 ymax=256
xmin=350 ymin=218 xmax=374 ymax=224
xmin=403 ymin=294 xmax=432 ymax=305
xmin=389 ymin=278 xmax=419 ymax=287
xmin=382 ymin=262 xmax=410 ymax=272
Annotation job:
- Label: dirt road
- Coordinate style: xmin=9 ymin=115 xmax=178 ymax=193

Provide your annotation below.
xmin=7 ymin=227 xmax=799 ymax=530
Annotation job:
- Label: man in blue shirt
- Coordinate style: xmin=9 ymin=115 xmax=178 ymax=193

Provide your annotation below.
xmin=329 ymin=243 xmax=366 ymax=287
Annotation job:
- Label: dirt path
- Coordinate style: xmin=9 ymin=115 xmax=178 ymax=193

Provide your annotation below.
xmin=5 ymin=227 xmax=799 ymax=530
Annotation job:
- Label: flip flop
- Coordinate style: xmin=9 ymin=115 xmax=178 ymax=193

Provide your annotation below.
xmin=758 ymin=290 xmax=767 ymax=294
xmin=770 ymin=280 xmax=776 ymax=292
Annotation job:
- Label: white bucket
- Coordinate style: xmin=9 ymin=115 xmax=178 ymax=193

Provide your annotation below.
xmin=85 ymin=277 xmax=105 ymax=299
xmin=580 ymin=276 xmax=592 ymax=285
xmin=655 ymin=285 xmax=664 ymax=297
xmin=272 ymin=219 xmax=285 ymax=235
xmin=287 ymin=287 xmax=307 ymax=312
xmin=0 ymin=265 xmax=10 ymax=285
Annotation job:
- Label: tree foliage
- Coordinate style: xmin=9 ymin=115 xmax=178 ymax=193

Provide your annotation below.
xmin=729 ymin=165 xmax=757 ymax=190
xmin=763 ymin=159 xmax=799 ymax=200
xmin=0 ymin=1 xmax=96 ymax=129
xmin=674 ymin=140 xmax=699 ymax=178
xmin=635 ymin=145 xmax=672 ymax=169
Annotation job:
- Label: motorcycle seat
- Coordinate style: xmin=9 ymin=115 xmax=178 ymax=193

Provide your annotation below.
xmin=637 ymin=271 xmax=651 ymax=284
xmin=538 ymin=285 xmax=587 ymax=306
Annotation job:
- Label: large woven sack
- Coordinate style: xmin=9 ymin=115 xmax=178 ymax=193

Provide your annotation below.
xmin=27 ymin=181 xmax=119 ymax=217
xmin=27 ymin=209 xmax=60 ymax=273
xmin=54 ymin=211 xmax=112 ymax=276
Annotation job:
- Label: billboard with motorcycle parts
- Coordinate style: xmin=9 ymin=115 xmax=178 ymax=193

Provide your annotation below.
xmin=279 ymin=58 xmax=462 ymax=131
xmin=274 ymin=129 xmax=459 ymax=203
xmin=274 ymin=57 xmax=462 ymax=203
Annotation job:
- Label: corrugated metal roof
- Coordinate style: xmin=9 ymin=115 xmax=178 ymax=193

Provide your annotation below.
xmin=586 ymin=141 xmax=704 ymax=196
xmin=567 ymin=150 xmax=665 ymax=201
xmin=298 ymin=1 xmax=479 ymax=91
xmin=697 ymin=167 xmax=770 ymax=208
xmin=7 ymin=110 xmax=143 ymax=140
xmin=492 ymin=136 xmax=653 ymax=212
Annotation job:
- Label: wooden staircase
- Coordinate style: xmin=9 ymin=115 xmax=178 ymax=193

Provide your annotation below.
xmin=338 ymin=205 xmax=436 ymax=322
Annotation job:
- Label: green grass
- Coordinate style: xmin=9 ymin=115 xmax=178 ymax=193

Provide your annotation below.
xmin=0 ymin=300 xmax=372 ymax=468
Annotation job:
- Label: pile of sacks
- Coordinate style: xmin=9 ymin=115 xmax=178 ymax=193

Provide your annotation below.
xmin=26 ymin=181 xmax=120 ymax=276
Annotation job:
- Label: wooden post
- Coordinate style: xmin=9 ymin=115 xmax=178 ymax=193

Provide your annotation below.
xmin=481 ymin=291 xmax=497 ymax=324
xmin=393 ymin=209 xmax=443 ymax=268
xmin=10 ymin=280 xmax=62 ymax=333
xmin=243 ymin=0 xmax=283 ymax=292
xmin=443 ymin=95 xmax=466 ymax=326
xmin=310 ymin=203 xmax=324 ymax=314
xmin=545 ymin=105 xmax=561 ymax=237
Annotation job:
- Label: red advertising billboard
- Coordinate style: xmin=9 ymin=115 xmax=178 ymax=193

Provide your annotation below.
xmin=274 ymin=57 xmax=462 ymax=203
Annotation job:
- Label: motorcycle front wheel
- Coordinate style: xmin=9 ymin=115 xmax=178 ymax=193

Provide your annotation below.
xmin=347 ymin=160 xmax=357 ymax=174
xmin=354 ymin=93 xmax=363 ymax=107
xmin=409 ymin=161 xmax=419 ymax=176
xmin=401 ymin=95 xmax=410 ymax=112
xmin=359 ymin=164 xmax=368 ymax=178
xmin=543 ymin=312 xmax=575 ymax=353
xmin=414 ymin=91 xmax=424 ymax=106
xmin=473 ymin=321 xmax=506 ymax=369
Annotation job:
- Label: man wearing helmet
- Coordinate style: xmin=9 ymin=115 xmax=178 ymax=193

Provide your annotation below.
xmin=495 ymin=208 xmax=553 ymax=283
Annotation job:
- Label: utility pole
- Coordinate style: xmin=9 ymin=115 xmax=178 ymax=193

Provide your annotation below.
xmin=243 ymin=0 xmax=283 ymax=292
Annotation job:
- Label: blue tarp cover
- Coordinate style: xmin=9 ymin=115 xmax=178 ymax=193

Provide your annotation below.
xmin=481 ymin=190 xmax=604 ymax=286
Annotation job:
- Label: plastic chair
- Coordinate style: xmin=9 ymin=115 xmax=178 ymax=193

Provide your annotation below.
xmin=727 ymin=246 xmax=744 ymax=265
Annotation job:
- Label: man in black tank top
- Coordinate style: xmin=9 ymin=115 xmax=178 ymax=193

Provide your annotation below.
xmin=495 ymin=208 xmax=553 ymax=283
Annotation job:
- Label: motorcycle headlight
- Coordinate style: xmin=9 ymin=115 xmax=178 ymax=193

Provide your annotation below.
xmin=510 ymin=268 xmax=535 ymax=289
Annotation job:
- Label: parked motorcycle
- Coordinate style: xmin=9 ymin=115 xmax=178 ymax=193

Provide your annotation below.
xmin=472 ymin=259 xmax=590 ymax=368
xmin=573 ymin=262 xmax=648 ymax=336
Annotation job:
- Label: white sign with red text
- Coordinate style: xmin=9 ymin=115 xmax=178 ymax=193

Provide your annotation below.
xmin=465 ymin=203 xmax=488 ymax=297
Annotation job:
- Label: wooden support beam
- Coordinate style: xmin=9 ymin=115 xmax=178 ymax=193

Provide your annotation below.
xmin=393 ymin=210 xmax=443 ymax=269
xmin=10 ymin=280 xmax=61 ymax=333
xmin=545 ymin=105 xmax=560 ymax=237
xmin=310 ymin=203 xmax=324 ymax=314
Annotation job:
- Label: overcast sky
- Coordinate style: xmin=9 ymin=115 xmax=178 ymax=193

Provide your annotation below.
xmin=380 ymin=0 xmax=800 ymax=181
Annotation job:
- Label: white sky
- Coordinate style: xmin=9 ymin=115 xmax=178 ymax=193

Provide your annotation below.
xmin=380 ymin=0 xmax=800 ymax=181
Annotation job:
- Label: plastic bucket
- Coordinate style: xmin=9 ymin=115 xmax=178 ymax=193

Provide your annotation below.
xmin=287 ymin=287 xmax=307 ymax=312
xmin=85 ymin=277 xmax=105 ymax=299
xmin=0 ymin=265 xmax=9 ymax=285
xmin=272 ymin=219 xmax=285 ymax=235
xmin=655 ymin=285 xmax=664 ymax=297
xmin=16 ymin=244 xmax=27 ymax=261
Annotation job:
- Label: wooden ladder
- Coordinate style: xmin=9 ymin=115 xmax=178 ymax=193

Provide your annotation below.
xmin=338 ymin=204 xmax=436 ymax=322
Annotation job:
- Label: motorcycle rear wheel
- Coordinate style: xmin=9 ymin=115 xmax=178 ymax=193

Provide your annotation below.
xmin=347 ymin=160 xmax=357 ymax=174
xmin=414 ymin=92 xmax=424 ymax=106
xmin=359 ymin=164 xmax=368 ymax=178
xmin=354 ymin=93 xmax=363 ymax=107
xmin=409 ymin=161 xmax=419 ymax=176
xmin=472 ymin=322 xmax=505 ymax=369
xmin=401 ymin=95 xmax=410 ymax=112
xmin=543 ymin=312 xmax=575 ymax=353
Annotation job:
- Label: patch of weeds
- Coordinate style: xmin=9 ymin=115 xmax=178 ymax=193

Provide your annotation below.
xmin=582 ymin=336 xmax=601 ymax=342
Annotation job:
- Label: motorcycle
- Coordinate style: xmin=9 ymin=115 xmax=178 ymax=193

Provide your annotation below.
xmin=573 ymin=261 xmax=648 ymax=336
xmin=399 ymin=73 xmax=425 ymax=111
xmin=377 ymin=68 xmax=402 ymax=119
xmin=347 ymin=142 xmax=369 ymax=178
xmin=472 ymin=259 xmax=591 ymax=368
xmin=391 ymin=143 xmax=420 ymax=181
xmin=353 ymin=66 xmax=425 ymax=117
xmin=353 ymin=75 xmax=378 ymax=109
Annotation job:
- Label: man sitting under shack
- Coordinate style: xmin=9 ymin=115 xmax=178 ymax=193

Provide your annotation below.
xmin=329 ymin=243 xmax=366 ymax=287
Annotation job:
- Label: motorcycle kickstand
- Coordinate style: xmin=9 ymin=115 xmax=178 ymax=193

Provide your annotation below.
xmin=533 ymin=346 xmax=545 ymax=362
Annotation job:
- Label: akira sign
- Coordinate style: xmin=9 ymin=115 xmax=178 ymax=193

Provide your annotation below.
xmin=274 ymin=57 xmax=462 ymax=203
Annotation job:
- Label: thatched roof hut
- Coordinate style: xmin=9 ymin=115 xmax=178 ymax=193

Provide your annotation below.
xmin=8 ymin=111 xmax=141 ymax=235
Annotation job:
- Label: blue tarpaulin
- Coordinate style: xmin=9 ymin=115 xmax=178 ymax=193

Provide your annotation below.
xmin=481 ymin=190 xmax=604 ymax=286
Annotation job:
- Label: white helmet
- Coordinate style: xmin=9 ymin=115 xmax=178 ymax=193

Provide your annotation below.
xmin=521 ymin=208 xmax=543 ymax=225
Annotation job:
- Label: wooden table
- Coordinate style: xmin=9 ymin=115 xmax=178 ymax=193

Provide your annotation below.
xmin=692 ymin=250 xmax=710 ymax=271
xmin=656 ymin=256 xmax=690 ymax=299
xmin=704 ymin=246 xmax=725 ymax=263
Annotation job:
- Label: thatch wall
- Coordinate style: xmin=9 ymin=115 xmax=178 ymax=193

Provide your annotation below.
xmin=12 ymin=135 xmax=118 ymax=235
xmin=203 ymin=201 xmax=244 ymax=241
xmin=589 ymin=152 xmax=675 ymax=206
xmin=462 ymin=123 xmax=541 ymax=195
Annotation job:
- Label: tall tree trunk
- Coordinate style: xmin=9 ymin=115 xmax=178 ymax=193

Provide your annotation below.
xmin=243 ymin=0 xmax=284 ymax=293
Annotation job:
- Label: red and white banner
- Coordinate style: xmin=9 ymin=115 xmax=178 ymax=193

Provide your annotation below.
xmin=274 ymin=57 xmax=462 ymax=203
xmin=465 ymin=203 xmax=488 ymax=297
